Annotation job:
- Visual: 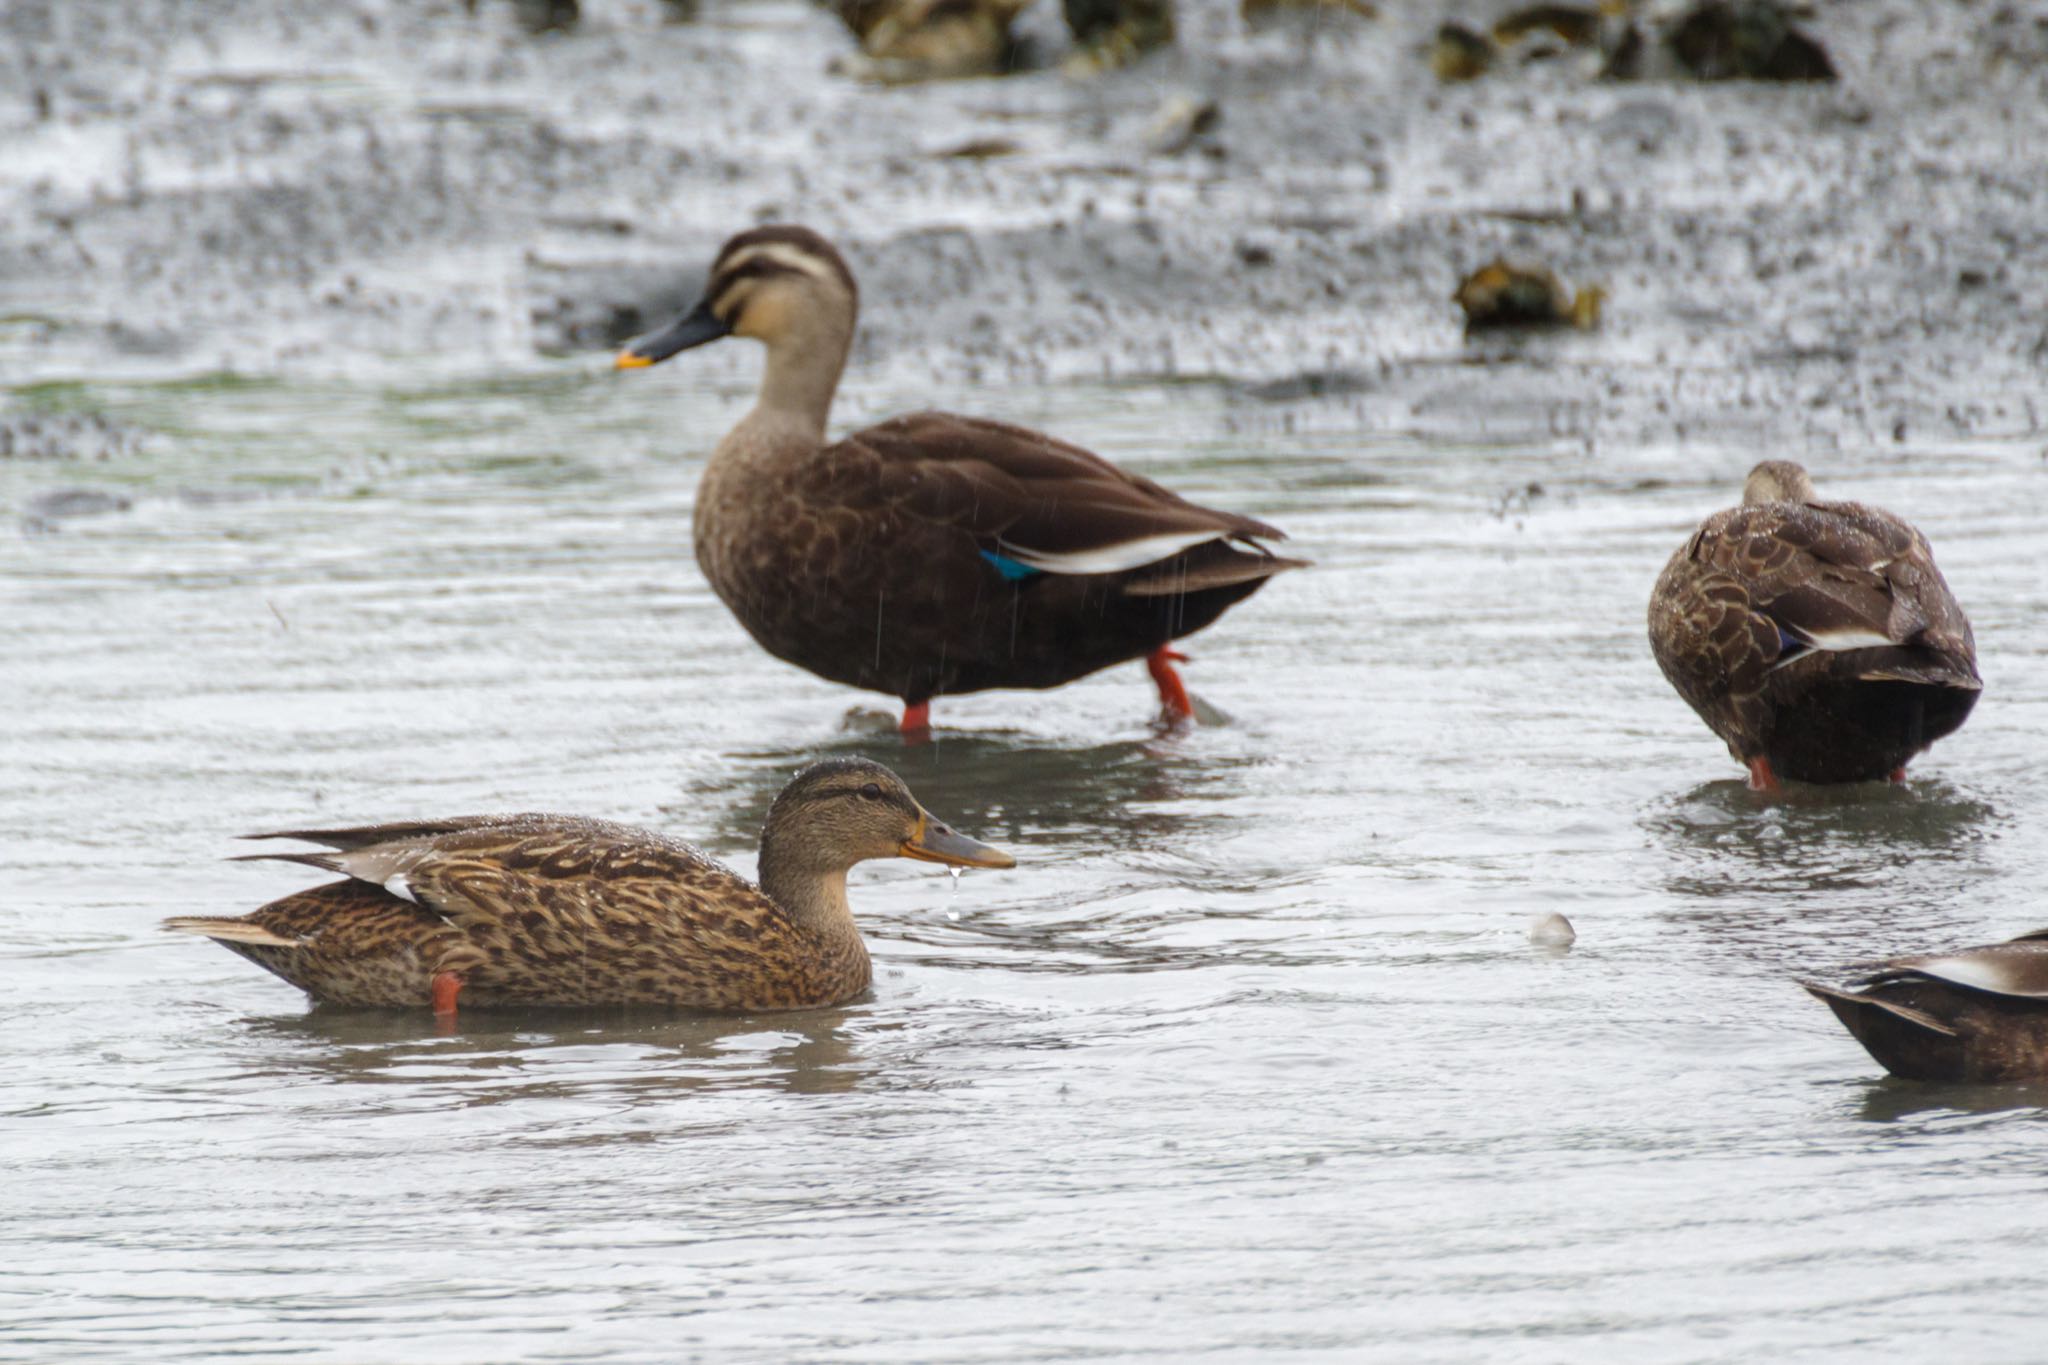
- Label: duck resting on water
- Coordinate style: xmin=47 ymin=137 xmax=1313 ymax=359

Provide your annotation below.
xmin=1803 ymin=929 xmax=2048 ymax=1083
xmin=616 ymin=225 xmax=1305 ymax=735
xmin=1647 ymin=460 xmax=1979 ymax=791
xmin=163 ymin=759 xmax=1011 ymax=1022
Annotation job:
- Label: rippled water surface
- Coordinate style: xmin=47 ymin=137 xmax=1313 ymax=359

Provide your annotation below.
xmin=7 ymin=0 xmax=2048 ymax=1359
xmin=6 ymin=368 xmax=2045 ymax=1362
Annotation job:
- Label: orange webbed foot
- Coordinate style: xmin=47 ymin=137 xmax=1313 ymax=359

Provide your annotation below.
xmin=1147 ymin=647 xmax=1194 ymax=726
xmin=432 ymin=971 xmax=464 ymax=1033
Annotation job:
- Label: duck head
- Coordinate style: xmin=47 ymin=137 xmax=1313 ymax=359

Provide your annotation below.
xmin=616 ymin=225 xmax=859 ymax=367
xmin=1742 ymin=460 xmax=1819 ymax=506
xmin=761 ymin=757 xmax=1014 ymax=876
xmin=617 ymin=225 xmax=860 ymax=435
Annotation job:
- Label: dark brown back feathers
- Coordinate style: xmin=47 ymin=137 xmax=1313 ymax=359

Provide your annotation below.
xmin=1648 ymin=463 xmax=1979 ymax=782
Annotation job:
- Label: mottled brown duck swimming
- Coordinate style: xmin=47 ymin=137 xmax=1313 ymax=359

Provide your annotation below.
xmin=163 ymin=759 xmax=1011 ymax=1021
xmin=1647 ymin=460 xmax=1980 ymax=791
xmin=1803 ymin=930 xmax=2048 ymax=1082
xmin=616 ymin=225 xmax=1305 ymax=734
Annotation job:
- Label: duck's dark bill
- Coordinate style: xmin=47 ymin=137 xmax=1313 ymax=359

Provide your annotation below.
xmin=615 ymin=301 xmax=731 ymax=368
xmin=900 ymin=815 xmax=1016 ymax=870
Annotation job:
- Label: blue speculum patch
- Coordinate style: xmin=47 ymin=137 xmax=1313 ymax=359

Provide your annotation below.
xmin=980 ymin=549 xmax=1041 ymax=582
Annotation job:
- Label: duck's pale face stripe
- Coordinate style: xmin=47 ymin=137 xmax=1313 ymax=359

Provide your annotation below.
xmin=709 ymin=243 xmax=845 ymax=327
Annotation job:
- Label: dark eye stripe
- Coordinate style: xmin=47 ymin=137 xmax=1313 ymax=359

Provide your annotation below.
xmin=712 ymin=256 xmax=806 ymax=296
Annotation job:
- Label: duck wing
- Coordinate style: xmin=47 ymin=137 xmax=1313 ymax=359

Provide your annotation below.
xmin=829 ymin=411 xmax=1299 ymax=579
xmin=1875 ymin=935 xmax=2048 ymax=1002
xmin=235 ymin=815 xmax=771 ymax=943
xmin=1752 ymin=500 xmax=1976 ymax=680
xmin=1652 ymin=498 xmax=1977 ymax=715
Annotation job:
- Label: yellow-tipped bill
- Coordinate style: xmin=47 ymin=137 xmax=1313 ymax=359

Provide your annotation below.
xmin=614 ymin=300 xmax=731 ymax=370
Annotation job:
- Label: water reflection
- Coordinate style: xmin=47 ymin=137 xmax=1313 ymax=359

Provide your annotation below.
xmin=237 ymin=1003 xmax=872 ymax=1100
xmin=1643 ymin=776 xmax=2000 ymax=901
xmin=1846 ymin=1076 xmax=2048 ymax=1124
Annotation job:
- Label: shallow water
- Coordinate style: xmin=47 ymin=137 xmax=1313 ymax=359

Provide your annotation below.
xmin=5 ymin=364 xmax=2046 ymax=1362
xmin=8 ymin=0 xmax=2048 ymax=1360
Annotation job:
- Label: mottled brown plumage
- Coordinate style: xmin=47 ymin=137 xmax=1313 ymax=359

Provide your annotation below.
xmin=618 ymin=225 xmax=1304 ymax=725
xmin=164 ymin=760 xmax=1012 ymax=1016
xmin=1647 ymin=460 xmax=1979 ymax=786
xmin=1803 ymin=930 xmax=2048 ymax=1082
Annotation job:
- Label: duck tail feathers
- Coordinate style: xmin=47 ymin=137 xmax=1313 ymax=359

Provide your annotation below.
xmin=161 ymin=916 xmax=303 ymax=948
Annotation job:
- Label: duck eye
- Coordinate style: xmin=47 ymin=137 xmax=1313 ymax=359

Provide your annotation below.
xmin=858 ymin=783 xmax=884 ymax=801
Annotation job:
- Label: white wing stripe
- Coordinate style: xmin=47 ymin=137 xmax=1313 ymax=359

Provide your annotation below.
xmin=998 ymin=529 xmax=1224 ymax=576
xmin=1790 ymin=626 xmax=1895 ymax=652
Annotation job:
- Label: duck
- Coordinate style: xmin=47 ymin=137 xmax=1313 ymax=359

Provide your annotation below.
xmin=1647 ymin=460 xmax=1980 ymax=791
xmin=163 ymin=759 xmax=1012 ymax=1021
xmin=615 ymin=225 xmax=1305 ymax=735
xmin=1803 ymin=930 xmax=2048 ymax=1082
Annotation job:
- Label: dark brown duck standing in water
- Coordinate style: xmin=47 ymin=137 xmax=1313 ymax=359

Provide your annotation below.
xmin=1647 ymin=460 xmax=1980 ymax=792
xmin=616 ymin=226 xmax=1305 ymax=735
xmin=163 ymin=759 xmax=1012 ymax=1021
xmin=1803 ymin=930 xmax=2048 ymax=1082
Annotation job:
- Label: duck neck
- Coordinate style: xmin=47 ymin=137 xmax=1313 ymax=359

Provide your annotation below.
xmin=758 ymin=841 xmax=867 ymax=964
xmin=748 ymin=318 xmax=852 ymax=444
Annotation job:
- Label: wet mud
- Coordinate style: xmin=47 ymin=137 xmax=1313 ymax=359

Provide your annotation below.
xmin=3 ymin=0 xmax=2045 ymax=453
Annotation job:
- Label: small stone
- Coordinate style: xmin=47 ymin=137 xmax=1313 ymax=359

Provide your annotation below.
xmin=1529 ymin=912 xmax=1577 ymax=947
xmin=1432 ymin=22 xmax=1494 ymax=82
xmin=1145 ymin=94 xmax=1220 ymax=155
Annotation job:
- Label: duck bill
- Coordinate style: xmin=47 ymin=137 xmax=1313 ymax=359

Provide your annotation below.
xmin=899 ymin=810 xmax=1015 ymax=870
xmin=615 ymin=301 xmax=731 ymax=369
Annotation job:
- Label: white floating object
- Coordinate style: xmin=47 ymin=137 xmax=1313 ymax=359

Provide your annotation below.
xmin=1528 ymin=912 xmax=1577 ymax=947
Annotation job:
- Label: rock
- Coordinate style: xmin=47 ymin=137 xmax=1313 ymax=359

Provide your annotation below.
xmin=937 ymin=136 xmax=1023 ymax=159
xmin=1528 ymin=912 xmax=1577 ymax=947
xmin=1144 ymin=94 xmax=1220 ymax=156
xmin=1668 ymin=0 xmax=1834 ymax=81
xmin=1063 ymin=0 xmax=1174 ymax=71
xmin=1432 ymin=22 xmax=1495 ymax=82
xmin=825 ymin=0 xmax=1030 ymax=82
xmin=21 ymin=487 xmax=133 ymax=534
xmin=1454 ymin=260 xmax=1605 ymax=331
xmin=1492 ymin=4 xmax=1603 ymax=48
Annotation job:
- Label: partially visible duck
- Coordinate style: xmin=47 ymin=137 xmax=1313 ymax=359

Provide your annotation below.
xmin=1803 ymin=930 xmax=2048 ymax=1082
xmin=164 ymin=759 xmax=1012 ymax=1021
xmin=1647 ymin=460 xmax=1980 ymax=790
xmin=617 ymin=226 xmax=1304 ymax=733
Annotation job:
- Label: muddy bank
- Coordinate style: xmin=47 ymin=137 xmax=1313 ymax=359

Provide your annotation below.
xmin=2 ymin=0 xmax=2046 ymax=455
